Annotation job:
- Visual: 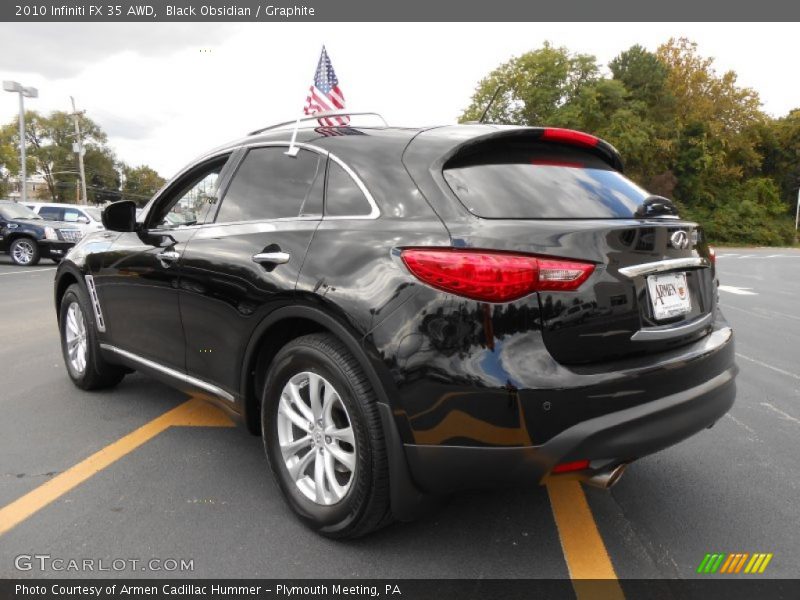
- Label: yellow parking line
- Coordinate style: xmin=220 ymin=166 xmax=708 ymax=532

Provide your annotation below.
xmin=0 ymin=398 xmax=232 ymax=537
xmin=547 ymin=479 xmax=625 ymax=600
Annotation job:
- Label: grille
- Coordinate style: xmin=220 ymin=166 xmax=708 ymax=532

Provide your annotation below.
xmin=59 ymin=229 xmax=83 ymax=243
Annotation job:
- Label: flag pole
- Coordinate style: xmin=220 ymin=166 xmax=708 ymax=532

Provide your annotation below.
xmin=285 ymin=115 xmax=301 ymax=157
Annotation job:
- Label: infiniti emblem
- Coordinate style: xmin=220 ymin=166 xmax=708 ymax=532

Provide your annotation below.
xmin=670 ymin=230 xmax=690 ymax=250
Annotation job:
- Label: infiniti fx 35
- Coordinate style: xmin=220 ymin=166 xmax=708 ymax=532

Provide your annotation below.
xmin=54 ymin=119 xmax=736 ymax=538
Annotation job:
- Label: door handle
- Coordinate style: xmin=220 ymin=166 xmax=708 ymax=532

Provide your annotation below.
xmin=157 ymin=249 xmax=181 ymax=267
xmin=252 ymin=251 xmax=290 ymax=265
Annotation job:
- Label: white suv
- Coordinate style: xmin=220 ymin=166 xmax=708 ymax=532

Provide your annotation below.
xmin=25 ymin=203 xmax=105 ymax=236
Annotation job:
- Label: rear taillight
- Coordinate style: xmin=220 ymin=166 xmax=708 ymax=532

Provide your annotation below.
xmin=400 ymin=248 xmax=595 ymax=303
xmin=708 ymin=246 xmax=716 ymax=265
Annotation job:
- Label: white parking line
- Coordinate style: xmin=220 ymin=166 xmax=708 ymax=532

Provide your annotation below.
xmin=760 ymin=402 xmax=800 ymax=426
xmin=736 ymin=353 xmax=800 ymax=381
xmin=0 ymin=267 xmax=57 ymax=276
xmin=718 ymin=285 xmax=757 ymax=295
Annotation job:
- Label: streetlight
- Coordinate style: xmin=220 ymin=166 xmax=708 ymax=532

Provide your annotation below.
xmin=3 ymin=80 xmax=38 ymax=204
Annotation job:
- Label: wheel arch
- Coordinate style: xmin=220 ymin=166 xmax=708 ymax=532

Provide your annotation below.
xmin=240 ymin=303 xmax=430 ymax=521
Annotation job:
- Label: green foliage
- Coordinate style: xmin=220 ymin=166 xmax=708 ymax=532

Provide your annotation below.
xmin=0 ymin=109 xmax=162 ymax=206
xmin=121 ymin=165 xmax=166 ymax=207
xmin=459 ymin=42 xmax=599 ymax=125
xmin=459 ymin=38 xmax=797 ymax=246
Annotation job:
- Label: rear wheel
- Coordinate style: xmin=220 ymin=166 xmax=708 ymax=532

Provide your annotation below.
xmin=261 ymin=333 xmax=392 ymax=538
xmin=10 ymin=237 xmax=40 ymax=266
xmin=59 ymin=284 xmax=126 ymax=390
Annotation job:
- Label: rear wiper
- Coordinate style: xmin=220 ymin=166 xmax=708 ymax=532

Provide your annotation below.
xmin=635 ymin=195 xmax=680 ymax=218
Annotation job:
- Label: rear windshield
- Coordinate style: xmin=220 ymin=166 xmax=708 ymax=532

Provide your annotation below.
xmin=443 ymin=145 xmax=650 ymax=219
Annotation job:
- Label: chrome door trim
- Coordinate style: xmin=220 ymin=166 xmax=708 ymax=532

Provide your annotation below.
xmin=99 ymin=344 xmax=235 ymax=403
xmin=618 ymin=257 xmax=709 ymax=279
xmin=252 ymin=251 xmax=291 ymax=265
xmin=631 ymin=312 xmax=714 ymax=342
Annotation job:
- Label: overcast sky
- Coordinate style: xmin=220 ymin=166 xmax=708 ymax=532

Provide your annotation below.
xmin=0 ymin=23 xmax=797 ymax=178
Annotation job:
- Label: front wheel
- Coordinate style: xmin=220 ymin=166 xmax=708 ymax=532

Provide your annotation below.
xmin=59 ymin=284 xmax=126 ymax=390
xmin=9 ymin=237 xmax=40 ymax=266
xmin=262 ymin=333 xmax=392 ymax=538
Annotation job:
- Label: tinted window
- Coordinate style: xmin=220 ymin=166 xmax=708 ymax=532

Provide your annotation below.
xmin=38 ymin=206 xmax=63 ymax=220
xmin=325 ymin=161 xmax=372 ymax=217
xmin=443 ymin=145 xmax=650 ymax=219
xmin=217 ymin=148 xmax=323 ymax=223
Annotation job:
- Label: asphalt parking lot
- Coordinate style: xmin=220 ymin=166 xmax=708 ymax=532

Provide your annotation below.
xmin=0 ymin=247 xmax=798 ymax=585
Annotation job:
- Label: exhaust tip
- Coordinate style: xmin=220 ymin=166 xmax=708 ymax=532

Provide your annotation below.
xmin=584 ymin=463 xmax=628 ymax=489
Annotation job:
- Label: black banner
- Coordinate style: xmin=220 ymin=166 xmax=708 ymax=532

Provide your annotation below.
xmin=3 ymin=580 xmax=800 ymax=600
xmin=3 ymin=0 xmax=800 ymax=22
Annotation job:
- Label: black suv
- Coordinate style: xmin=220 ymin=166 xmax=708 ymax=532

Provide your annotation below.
xmin=0 ymin=200 xmax=82 ymax=265
xmin=54 ymin=115 xmax=736 ymax=538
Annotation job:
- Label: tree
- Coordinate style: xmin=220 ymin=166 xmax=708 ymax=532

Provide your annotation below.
xmin=121 ymin=165 xmax=165 ymax=206
xmin=457 ymin=38 xmax=796 ymax=245
xmin=459 ymin=42 xmax=599 ymax=125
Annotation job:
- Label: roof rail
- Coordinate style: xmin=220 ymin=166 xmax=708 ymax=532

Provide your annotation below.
xmin=248 ymin=111 xmax=388 ymax=136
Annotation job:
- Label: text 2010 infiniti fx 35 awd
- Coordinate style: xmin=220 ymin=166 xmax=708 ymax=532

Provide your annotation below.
xmin=54 ymin=115 xmax=736 ymax=538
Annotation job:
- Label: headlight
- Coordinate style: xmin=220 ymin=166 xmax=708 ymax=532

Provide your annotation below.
xmin=44 ymin=226 xmax=58 ymax=240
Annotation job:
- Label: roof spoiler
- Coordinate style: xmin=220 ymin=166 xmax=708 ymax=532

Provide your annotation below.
xmin=442 ymin=127 xmax=625 ymax=172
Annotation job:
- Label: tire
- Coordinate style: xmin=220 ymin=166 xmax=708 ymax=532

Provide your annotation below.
xmin=9 ymin=237 xmax=40 ymax=266
xmin=59 ymin=283 xmax=126 ymax=390
xmin=261 ymin=333 xmax=393 ymax=539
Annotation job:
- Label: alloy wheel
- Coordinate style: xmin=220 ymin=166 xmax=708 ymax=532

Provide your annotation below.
xmin=276 ymin=371 xmax=356 ymax=506
xmin=64 ymin=302 xmax=88 ymax=375
xmin=12 ymin=240 xmax=35 ymax=265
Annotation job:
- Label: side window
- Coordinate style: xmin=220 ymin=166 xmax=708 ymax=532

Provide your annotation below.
xmin=63 ymin=208 xmax=88 ymax=223
xmin=38 ymin=206 xmax=63 ymax=220
xmin=150 ymin=157 xmax=228 ymax=229
xmin=325 ymin=161 xmax=373 ymax=217
xmin=216 ymin=147 xmax=323 ymax=223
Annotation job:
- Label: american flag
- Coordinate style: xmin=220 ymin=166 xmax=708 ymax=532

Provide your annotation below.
xmin=303 ymin=45 xmax=349 ymax=126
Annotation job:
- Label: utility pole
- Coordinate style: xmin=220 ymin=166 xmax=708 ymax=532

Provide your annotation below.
xmin=795 ymin=188 xmax=799 ymax=244
xmin=70 ymin=96 xmax=88 ymax=204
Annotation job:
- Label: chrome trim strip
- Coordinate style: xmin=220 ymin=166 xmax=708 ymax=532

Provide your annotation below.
xmin=631 ymin=312 xmax=714 ymax=342
xmin=84 ymin=275 xmax=106 ymax=332
xmin=618 ymin=257 xmax=709 ymax=278
xmin=99 ymin=344 xmax=235 ymax=402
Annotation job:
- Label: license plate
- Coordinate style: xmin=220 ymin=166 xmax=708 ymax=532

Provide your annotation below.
xmin=647 ymin=272 xmax=691 ymax=320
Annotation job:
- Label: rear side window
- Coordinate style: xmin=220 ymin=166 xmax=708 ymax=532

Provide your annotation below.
xmin=325 ymin=161 xmax=373 ymax=217
xmin=216 ymin=147 xmax=323 ymax=223
xmin=443 ymin=145 xmax=650 ymax=219
xmin=38 ymin=206 xmax=63 ymax=220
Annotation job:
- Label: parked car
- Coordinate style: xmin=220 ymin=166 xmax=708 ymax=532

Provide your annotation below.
xmin=53 ymin=114 xmax=736 ymax=538
xmin=25 ymin=202 xmax=105 ymax=235
xmin=0 ymin=200 xmax=82 ymax=265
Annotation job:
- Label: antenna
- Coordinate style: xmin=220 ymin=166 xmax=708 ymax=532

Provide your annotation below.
xmin=479 ymin=86 xmax=503 ymax=124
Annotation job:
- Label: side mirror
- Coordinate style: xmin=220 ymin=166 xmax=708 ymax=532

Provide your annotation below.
xmin=102 ymin=200 xmax=137 ymax=232
xmin=77 ymin=215 xmax=90 ymax=224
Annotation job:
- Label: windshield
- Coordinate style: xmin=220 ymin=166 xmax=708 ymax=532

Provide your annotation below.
xmin=0 ymin=203 xmax=42 ymax=220
xmin=443 ymin=145 xmax=652 ymax=219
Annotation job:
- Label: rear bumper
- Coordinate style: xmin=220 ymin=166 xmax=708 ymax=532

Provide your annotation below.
xmin=404 ymin=364 xmax=736 ymax=494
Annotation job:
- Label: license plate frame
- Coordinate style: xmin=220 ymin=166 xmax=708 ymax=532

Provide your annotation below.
xmin=646 ymin=272 xmax=692 ymax=321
